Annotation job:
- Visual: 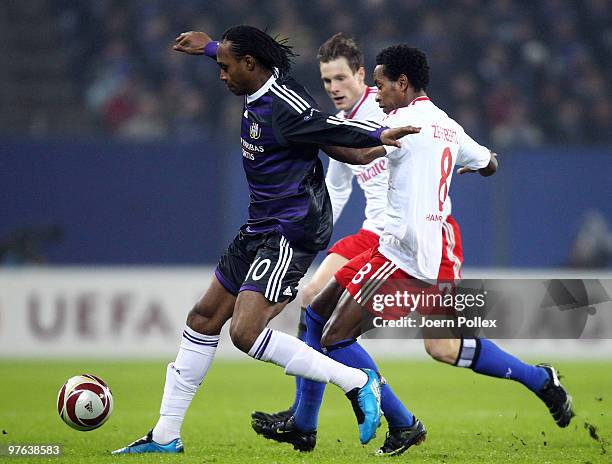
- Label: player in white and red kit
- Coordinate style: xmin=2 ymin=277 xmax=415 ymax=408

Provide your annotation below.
xmin=318 ymin=45 xmax=573 ymax=450
xmin=254 ymin=44 xmax=573 ymax=457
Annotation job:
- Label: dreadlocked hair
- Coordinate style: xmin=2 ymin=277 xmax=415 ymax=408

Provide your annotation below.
xmin=221 ymin=25 xmax=297 ymax=76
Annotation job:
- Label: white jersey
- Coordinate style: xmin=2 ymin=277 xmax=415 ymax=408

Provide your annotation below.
xmin=325 ymin=87 xmax=388 ymax=235
xmin=380 ymin=97 xmax=491 ymax=281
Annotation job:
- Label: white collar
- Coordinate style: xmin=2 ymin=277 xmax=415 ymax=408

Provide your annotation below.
xmin=342 ymin=86 xmax=369 ymax=118
xmin=247 ymin=73 xmax=277 ymax=103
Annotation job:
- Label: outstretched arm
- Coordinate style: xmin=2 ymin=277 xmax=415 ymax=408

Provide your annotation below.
xmin=321 ymin=125 xmax=420 ymax=164
xmin=277 ymin=98 xmax=421 ymax=150
xmin=380 ymin=126 xmax=421 ymax=148
xmin=322 ymin=146 xmax=387 ymax=165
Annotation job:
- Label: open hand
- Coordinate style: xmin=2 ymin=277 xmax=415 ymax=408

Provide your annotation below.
xmin=380 ymin=126 xmax=421 ymax=147
xmin=173 ymin=31 xmax=213 ymax=55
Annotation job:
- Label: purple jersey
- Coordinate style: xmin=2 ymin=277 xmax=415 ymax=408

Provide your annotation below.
xmin=238 ymin=73 xmax=385 ymax=251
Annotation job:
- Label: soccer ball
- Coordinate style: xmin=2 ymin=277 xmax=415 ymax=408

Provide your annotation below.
xmin=57 ymin=374 xmax=114 ymax=431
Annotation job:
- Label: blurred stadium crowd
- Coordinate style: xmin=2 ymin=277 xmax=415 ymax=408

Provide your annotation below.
xmin=2 ymin=0 xmax=611 ymax=147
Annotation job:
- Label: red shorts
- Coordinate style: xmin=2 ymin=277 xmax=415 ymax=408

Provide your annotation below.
xmin=438 ymin=215 xmax=463 ymax=281
xmin=334 ymin=247 xmax=426 ymax=318
xmin=327 ymin=228 xmax=380 ymax=260
xmin=334 ymin=216 xmax=464 ymax=318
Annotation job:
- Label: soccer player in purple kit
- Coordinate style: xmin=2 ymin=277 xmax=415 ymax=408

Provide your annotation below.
xmin=111 ymin=25 xmax=421 ymax=455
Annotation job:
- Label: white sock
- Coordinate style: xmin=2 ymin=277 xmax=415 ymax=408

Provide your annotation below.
xmin=248 ymin=328 xmax=366 ymax=393
xmin=152 ymin=325 xmax=219 ymax=444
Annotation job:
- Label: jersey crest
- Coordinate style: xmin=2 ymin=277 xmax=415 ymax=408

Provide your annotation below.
xmin=249 ymin=120 xmax=261 ymax=139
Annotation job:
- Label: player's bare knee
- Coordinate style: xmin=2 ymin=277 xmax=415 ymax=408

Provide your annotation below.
xmin=186 ymin=303 xmax=225 ymax=336
xmin=228 ymin=320 xmax=258 ymax=353
xmin=309 ymin=289 xmax=327 ymax=315
xmin=424 ymin=338 xmax=459 ymax=364
xmin=300 ymin=282 xmax=320 ymax=308
xmin=321 ymin=320 xmax=345 ymax=348
xmin=310 ymin=279 xmax=344 ymax=321
xmin=320 ymin=329 xmax=334 ymax=348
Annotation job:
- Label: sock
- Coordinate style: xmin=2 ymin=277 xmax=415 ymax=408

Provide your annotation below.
xmin=152 ymin=325 xmax=219 ymax=444
xmin=289 ymin=307 xmax=308 ymax=412
xmin=460 ymin=338 xmax=549 ymax=393
xmin=326 ymin=339 xmax=414 ymax=429
xmin=293 ymin=306 xmax=327 ymax=431
xmin=248 ymin=327 xmax=367 ymax=393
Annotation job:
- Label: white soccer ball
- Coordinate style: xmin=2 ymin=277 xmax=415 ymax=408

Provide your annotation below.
xmin=57 ymin=374 xmax=114 ymax=431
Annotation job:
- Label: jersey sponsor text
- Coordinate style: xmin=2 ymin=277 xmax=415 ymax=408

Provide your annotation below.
xmin=356 ymin=158 xmax=387 ymax=184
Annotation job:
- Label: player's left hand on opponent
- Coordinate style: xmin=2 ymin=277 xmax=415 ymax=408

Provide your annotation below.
xmin=173 ymin=31 xmax=212 ymax=55
xmin=380 ymin=126 xmax=421 ymax=147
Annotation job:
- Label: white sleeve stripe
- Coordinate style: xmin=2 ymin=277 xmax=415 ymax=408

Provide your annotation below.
xmin=270 ymin=86 xmax=304 ymax=113
xmin=271 ymin=84 xmax=307 ymax=112
xmin=351 ymin=120 xmax=381 ymax=131
xmin=281 ymin=85 xmax=311 ymax=108
xmin=281 ymin=86 xmax=311 ymax=112
xmin=360 ymin=119 xmax=384 ymax=129
xmin=273 ymin=84 xmax=306 ymax=112
xmin=274 ymin=84 xmax=308 ymax=111
xmin=325 ymin=118 xmax=379 ymax=132
xmin=326 ymin=115 xmax=382 ymax=129
xmin=327 ymin=115 xmax=382 ymax=130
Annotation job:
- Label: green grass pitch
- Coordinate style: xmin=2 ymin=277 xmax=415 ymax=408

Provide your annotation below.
xmin=0 ymin=359 xmax=609 ymax=463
